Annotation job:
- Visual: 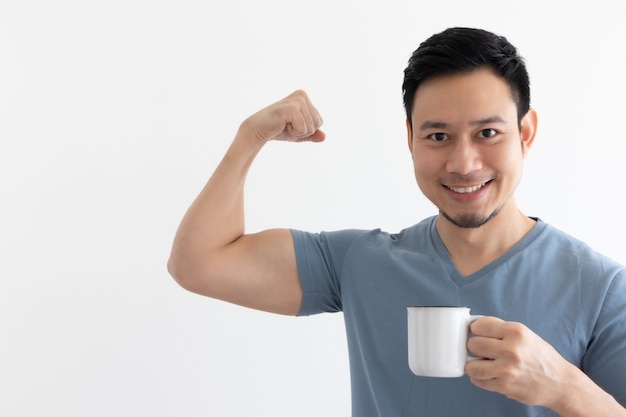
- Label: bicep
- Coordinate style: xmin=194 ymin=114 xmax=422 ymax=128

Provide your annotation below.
xmin=184 ymin=228 xmax=302 ymax=315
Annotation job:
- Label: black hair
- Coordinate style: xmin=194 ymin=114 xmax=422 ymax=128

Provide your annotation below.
xmin=402 ymin=27 xmax=530 ymax=128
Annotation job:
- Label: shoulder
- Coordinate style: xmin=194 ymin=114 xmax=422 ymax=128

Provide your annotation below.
xmin=532 ymin=219 xmax=625 ymax=279
xmin=291 ymin=216 xmax=437 ymax=252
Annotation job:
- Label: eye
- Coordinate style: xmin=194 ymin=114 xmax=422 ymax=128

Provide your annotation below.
xmin=428 ymin=132 xmax=448 ymax=142
xmin=478 ymin=128 xmax=497 ymax=139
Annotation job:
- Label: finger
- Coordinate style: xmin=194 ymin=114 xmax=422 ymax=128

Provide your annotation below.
xmin=284 ymin=102 xmax=316 ymax=139
xmin=288 ymin=106 xmax=323 ymax=141
xmin=467 ymin=364 xmax=532 ymax=404
xmin=297 ymin=95 xmax=324 ymax=138
xmin=302 ymin=96 xmax=323 ymax=131
xmin=469 ymin=316 xmax=507 ymax=338
xmin=465 ymin=358 xmax=497 ymax=381
xmin=286 ymin=112 xmax=313 ymax=138
xmin=291 ymin=89 xmax=322 ymax=130
xmin=288 ymin=126 xmax=326 ymax=143
xmin=467 ymin=333 xmax=504 ymax=359
xmin=469 ymin=375 xmax=501 ymax=392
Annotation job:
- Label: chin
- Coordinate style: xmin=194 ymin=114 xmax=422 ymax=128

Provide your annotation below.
xmin=440 ymin=209 xmax=499 ymax=229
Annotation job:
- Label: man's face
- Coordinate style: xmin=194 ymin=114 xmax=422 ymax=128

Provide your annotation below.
xmin=407 ymin=68 xmax=536 ymax=229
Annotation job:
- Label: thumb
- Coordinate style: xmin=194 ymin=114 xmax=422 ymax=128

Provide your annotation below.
xmin=307 ymin=129 xmax=326 ymax=143
xmin=287 ymin=128 xmax=326 ymax=143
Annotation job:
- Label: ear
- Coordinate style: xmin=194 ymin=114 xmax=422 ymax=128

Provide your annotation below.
xmin=520 ymin=109 xmax=538 ymax=157
xmin=406 ymin=119 xmax=414 ymax=154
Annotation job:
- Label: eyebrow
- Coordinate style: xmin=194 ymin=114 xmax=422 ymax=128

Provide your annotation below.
xmin=418 ymin=116 xmax=507 ymax=131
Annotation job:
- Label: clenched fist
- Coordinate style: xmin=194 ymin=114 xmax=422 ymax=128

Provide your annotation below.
xmin=240 ymin=90 xmax=325 ymax=144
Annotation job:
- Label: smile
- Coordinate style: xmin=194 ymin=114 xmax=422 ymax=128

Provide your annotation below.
xmin=445 ymin=182 xmax=489 ymax=194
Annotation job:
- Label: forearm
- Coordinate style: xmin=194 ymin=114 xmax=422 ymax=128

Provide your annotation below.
xmin=168 ymin=125 xmax=264 ymax=280
xmin=548 ymin=364 xmax=626 ymax=417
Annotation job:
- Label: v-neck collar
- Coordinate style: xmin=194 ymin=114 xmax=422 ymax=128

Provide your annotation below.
xmin=428 ymin=216 xmax=546 ymax=287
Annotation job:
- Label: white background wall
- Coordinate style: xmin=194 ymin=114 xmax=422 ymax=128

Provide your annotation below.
xmin=2 ymin=1 xmax=625 ymax=416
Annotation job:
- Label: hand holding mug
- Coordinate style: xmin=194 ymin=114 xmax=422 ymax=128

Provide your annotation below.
xmin=465 ymin=316 xmax=577 ymax=408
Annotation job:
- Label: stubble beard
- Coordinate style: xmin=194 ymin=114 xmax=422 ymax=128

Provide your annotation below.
xmin=439 ymin=207 xmax=501 ymax=229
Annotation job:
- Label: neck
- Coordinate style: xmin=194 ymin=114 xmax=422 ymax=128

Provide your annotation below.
xmin=435 ymin=202 xmax=535 ymax=276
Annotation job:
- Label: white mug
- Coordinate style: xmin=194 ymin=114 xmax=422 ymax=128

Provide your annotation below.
xmin=407 ymin=306 xmax=483 ymax=377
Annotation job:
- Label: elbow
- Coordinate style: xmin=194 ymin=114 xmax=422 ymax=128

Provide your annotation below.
xmin=167 ymin=255 xmax=186 ymax=288
xmin=167 ymin=253 xmax=177 ymax=277
xmin=167 ymin=254 xmax=198 ymax=292
xmin=167 ymin=252 xmax=219 ymax=296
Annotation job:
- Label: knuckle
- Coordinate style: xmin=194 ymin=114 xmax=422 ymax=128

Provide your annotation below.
xmin=292 ymin=89 xmax=307 ymax=99
xmin=499 ymin=362 xmax=521 ymax=380
xmin=504 ymin=321 xmax=527 ymax=338
xmin=283 ymin=99 xmax=301 ymax=113
xmin=500 ymin=342 xmax=524 ymax=365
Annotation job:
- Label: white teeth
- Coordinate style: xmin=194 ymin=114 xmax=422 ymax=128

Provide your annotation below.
xmin=447 ymin=183 xmax=486 ymax=194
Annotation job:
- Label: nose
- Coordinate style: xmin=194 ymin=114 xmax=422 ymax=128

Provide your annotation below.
xmin=445 ymin=138 xmax=483 ymax=175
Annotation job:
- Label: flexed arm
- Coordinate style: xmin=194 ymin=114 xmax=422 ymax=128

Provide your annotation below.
xmin=167 ymin=90 xmax=325 ymax=315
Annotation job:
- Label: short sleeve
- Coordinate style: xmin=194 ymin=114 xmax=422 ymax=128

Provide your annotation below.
xmin=582 ymin=268 xmax=626 ymax=406
xmin=291 ymin=228 xmax=364 ymax=316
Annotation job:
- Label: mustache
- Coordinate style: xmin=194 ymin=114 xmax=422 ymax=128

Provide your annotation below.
xmin=439 ymin=173 xmax=494 ymax=184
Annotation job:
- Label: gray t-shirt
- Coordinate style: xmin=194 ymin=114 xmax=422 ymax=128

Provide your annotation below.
xmin=292 ymin=216 xmax=626 ymax=416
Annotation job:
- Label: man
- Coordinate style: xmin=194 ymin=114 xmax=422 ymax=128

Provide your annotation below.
xmin=168 ymin=27 xmax=626 ymax=416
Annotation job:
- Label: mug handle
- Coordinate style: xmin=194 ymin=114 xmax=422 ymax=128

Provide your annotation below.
xmin=466 ymin=315 xmax=484 ymax=362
